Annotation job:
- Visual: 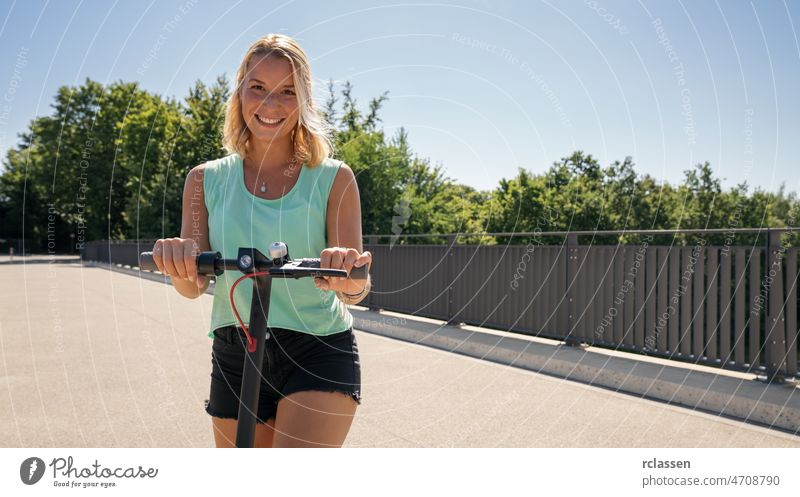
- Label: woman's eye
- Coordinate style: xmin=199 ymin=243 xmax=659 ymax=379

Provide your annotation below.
xmin=283 ymin=89 xmax=295 ymax=95
xmin=250 ymin=85 xmax=264 ymax=91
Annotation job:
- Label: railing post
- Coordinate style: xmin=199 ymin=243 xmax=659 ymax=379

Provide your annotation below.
xmin=565 ymin=233 xmax=580 ymax=346
xmin=765 ymin=229 xmax=787 ymax=383
xmin=445 ymin=234 xmax=458 ymax=325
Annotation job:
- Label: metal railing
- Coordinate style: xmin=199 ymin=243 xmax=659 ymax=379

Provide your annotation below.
xmin=82 ymin=228 xmax=800 ymax=382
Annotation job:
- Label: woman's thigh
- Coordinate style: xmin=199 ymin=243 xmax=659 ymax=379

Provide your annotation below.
xmin=211 ymin=416 xmax=277 ymax=448
xmin=271 ymin=329 xmax=361 ymax=447
xmin=271 ymin=390 xmax=358 ymax=448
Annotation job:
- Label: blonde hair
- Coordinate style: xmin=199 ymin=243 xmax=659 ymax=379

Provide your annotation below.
xmin=222 ymin=34 xmax=334 ymax=167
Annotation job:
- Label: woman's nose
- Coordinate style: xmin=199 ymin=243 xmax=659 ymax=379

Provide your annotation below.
xmin=257 ymin=92 xmax=283 ymax=106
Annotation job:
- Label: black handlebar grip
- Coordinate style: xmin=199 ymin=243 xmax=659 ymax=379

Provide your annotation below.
xmin=349 ymin=263 xmax=369 ymax=280
xmin=139 ymin=252 xmax=159 ymax=272
xmin=197 ymin=251 xmax=222 ymax=276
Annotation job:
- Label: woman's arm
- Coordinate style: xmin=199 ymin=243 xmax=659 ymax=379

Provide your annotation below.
xmin=172 ymin=164 xmax=212 ymax=299
xmin=315 ymin=162 xmax=372 ymax=304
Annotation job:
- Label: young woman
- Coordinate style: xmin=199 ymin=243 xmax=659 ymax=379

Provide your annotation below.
xmin=150 ymin=34 xmax=372 ymax=448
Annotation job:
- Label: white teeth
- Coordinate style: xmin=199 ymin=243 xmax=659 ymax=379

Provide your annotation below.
xmin=256 ymin=114 xmax=283 ymax=125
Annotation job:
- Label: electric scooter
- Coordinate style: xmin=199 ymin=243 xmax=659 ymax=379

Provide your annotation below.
xmin=138 ymin=241 xmax=369 ymax=448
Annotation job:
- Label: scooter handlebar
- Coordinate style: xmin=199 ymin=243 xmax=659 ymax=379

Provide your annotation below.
xmin=139 ymin=251 xmax=158 ymax=272
xmin=138 ymin=251 xmax=369 ymax=280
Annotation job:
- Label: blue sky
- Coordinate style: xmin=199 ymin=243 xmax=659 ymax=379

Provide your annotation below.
xmin=0 ymin=0 xmax=798 ymax=194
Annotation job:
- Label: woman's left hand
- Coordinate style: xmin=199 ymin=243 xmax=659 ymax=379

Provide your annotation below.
xmin=314 ymin=247 xmax=372 ymax=293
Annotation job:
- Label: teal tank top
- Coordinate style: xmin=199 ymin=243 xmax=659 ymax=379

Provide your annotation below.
xmin=202 ymin=153 xmax=354 ymax=339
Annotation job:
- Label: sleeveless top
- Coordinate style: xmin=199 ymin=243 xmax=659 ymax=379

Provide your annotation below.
xmin=202 ymin=153 xmax=354 ymax=339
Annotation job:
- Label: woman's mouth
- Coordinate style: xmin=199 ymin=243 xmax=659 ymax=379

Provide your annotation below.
xmin=255 ymin=114 xmax=285 ymax=128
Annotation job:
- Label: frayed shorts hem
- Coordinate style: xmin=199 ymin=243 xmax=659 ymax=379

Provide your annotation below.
xmin=280 ymin=386 xmax=362 ymax=406
xmin=203 ymin=399 xmax=276 ymax=425
xmin=204 ymin=387 xmax=361 ymax=424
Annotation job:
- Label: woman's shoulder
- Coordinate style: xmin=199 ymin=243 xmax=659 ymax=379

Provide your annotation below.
xmin=303 ymin=156 xmax=345 ymax=182
xmin=193 ymin=153 xmax=240 ymax=197
xmin=202 ymin=153 xmax=241 ymax=172
xmin=308 ymin=156 xmax=345 ymax=171
xmin=196 ymin=153 xmax=240 ymax=188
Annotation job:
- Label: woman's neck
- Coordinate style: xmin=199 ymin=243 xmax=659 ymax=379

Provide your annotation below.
xmin=245 ymin=136 xmax=295 ymax=173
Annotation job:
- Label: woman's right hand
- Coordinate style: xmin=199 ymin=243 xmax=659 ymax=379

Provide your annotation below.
xmin=151 ymin=238 xmax=206 ymax=287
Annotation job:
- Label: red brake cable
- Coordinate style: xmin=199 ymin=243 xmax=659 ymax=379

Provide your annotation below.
xmin=229 ymin=271 xmax=268 ymax=353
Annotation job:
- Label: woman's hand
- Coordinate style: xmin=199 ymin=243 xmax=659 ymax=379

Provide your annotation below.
xmin=314 ymin=247 xmax=371 ymax=293
xmin=151 ymin=238 xmax=207 ymax=288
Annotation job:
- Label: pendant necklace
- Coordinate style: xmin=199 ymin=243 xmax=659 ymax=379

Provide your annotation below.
xmin=258 ymin=154 xmax=299 ymax=194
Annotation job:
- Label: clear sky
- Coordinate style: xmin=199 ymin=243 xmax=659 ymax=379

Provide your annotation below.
xmin=0 ymin=0 xmax=798 ymax=194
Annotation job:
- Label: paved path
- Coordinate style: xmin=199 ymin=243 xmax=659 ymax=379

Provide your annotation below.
xmin=0 ymin=260 xmax=798 ymax=447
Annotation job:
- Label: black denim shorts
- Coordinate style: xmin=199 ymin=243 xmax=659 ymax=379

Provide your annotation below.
xmin=204 ymin=325 xmax=362 ymax=424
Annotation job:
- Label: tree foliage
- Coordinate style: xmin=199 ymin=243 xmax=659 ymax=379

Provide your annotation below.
xmin=1 ymin=77 xmax=797 ymax=253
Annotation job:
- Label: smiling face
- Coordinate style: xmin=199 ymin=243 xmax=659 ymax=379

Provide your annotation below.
xmin=240 ymin=52 xmax=300 ymax=146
